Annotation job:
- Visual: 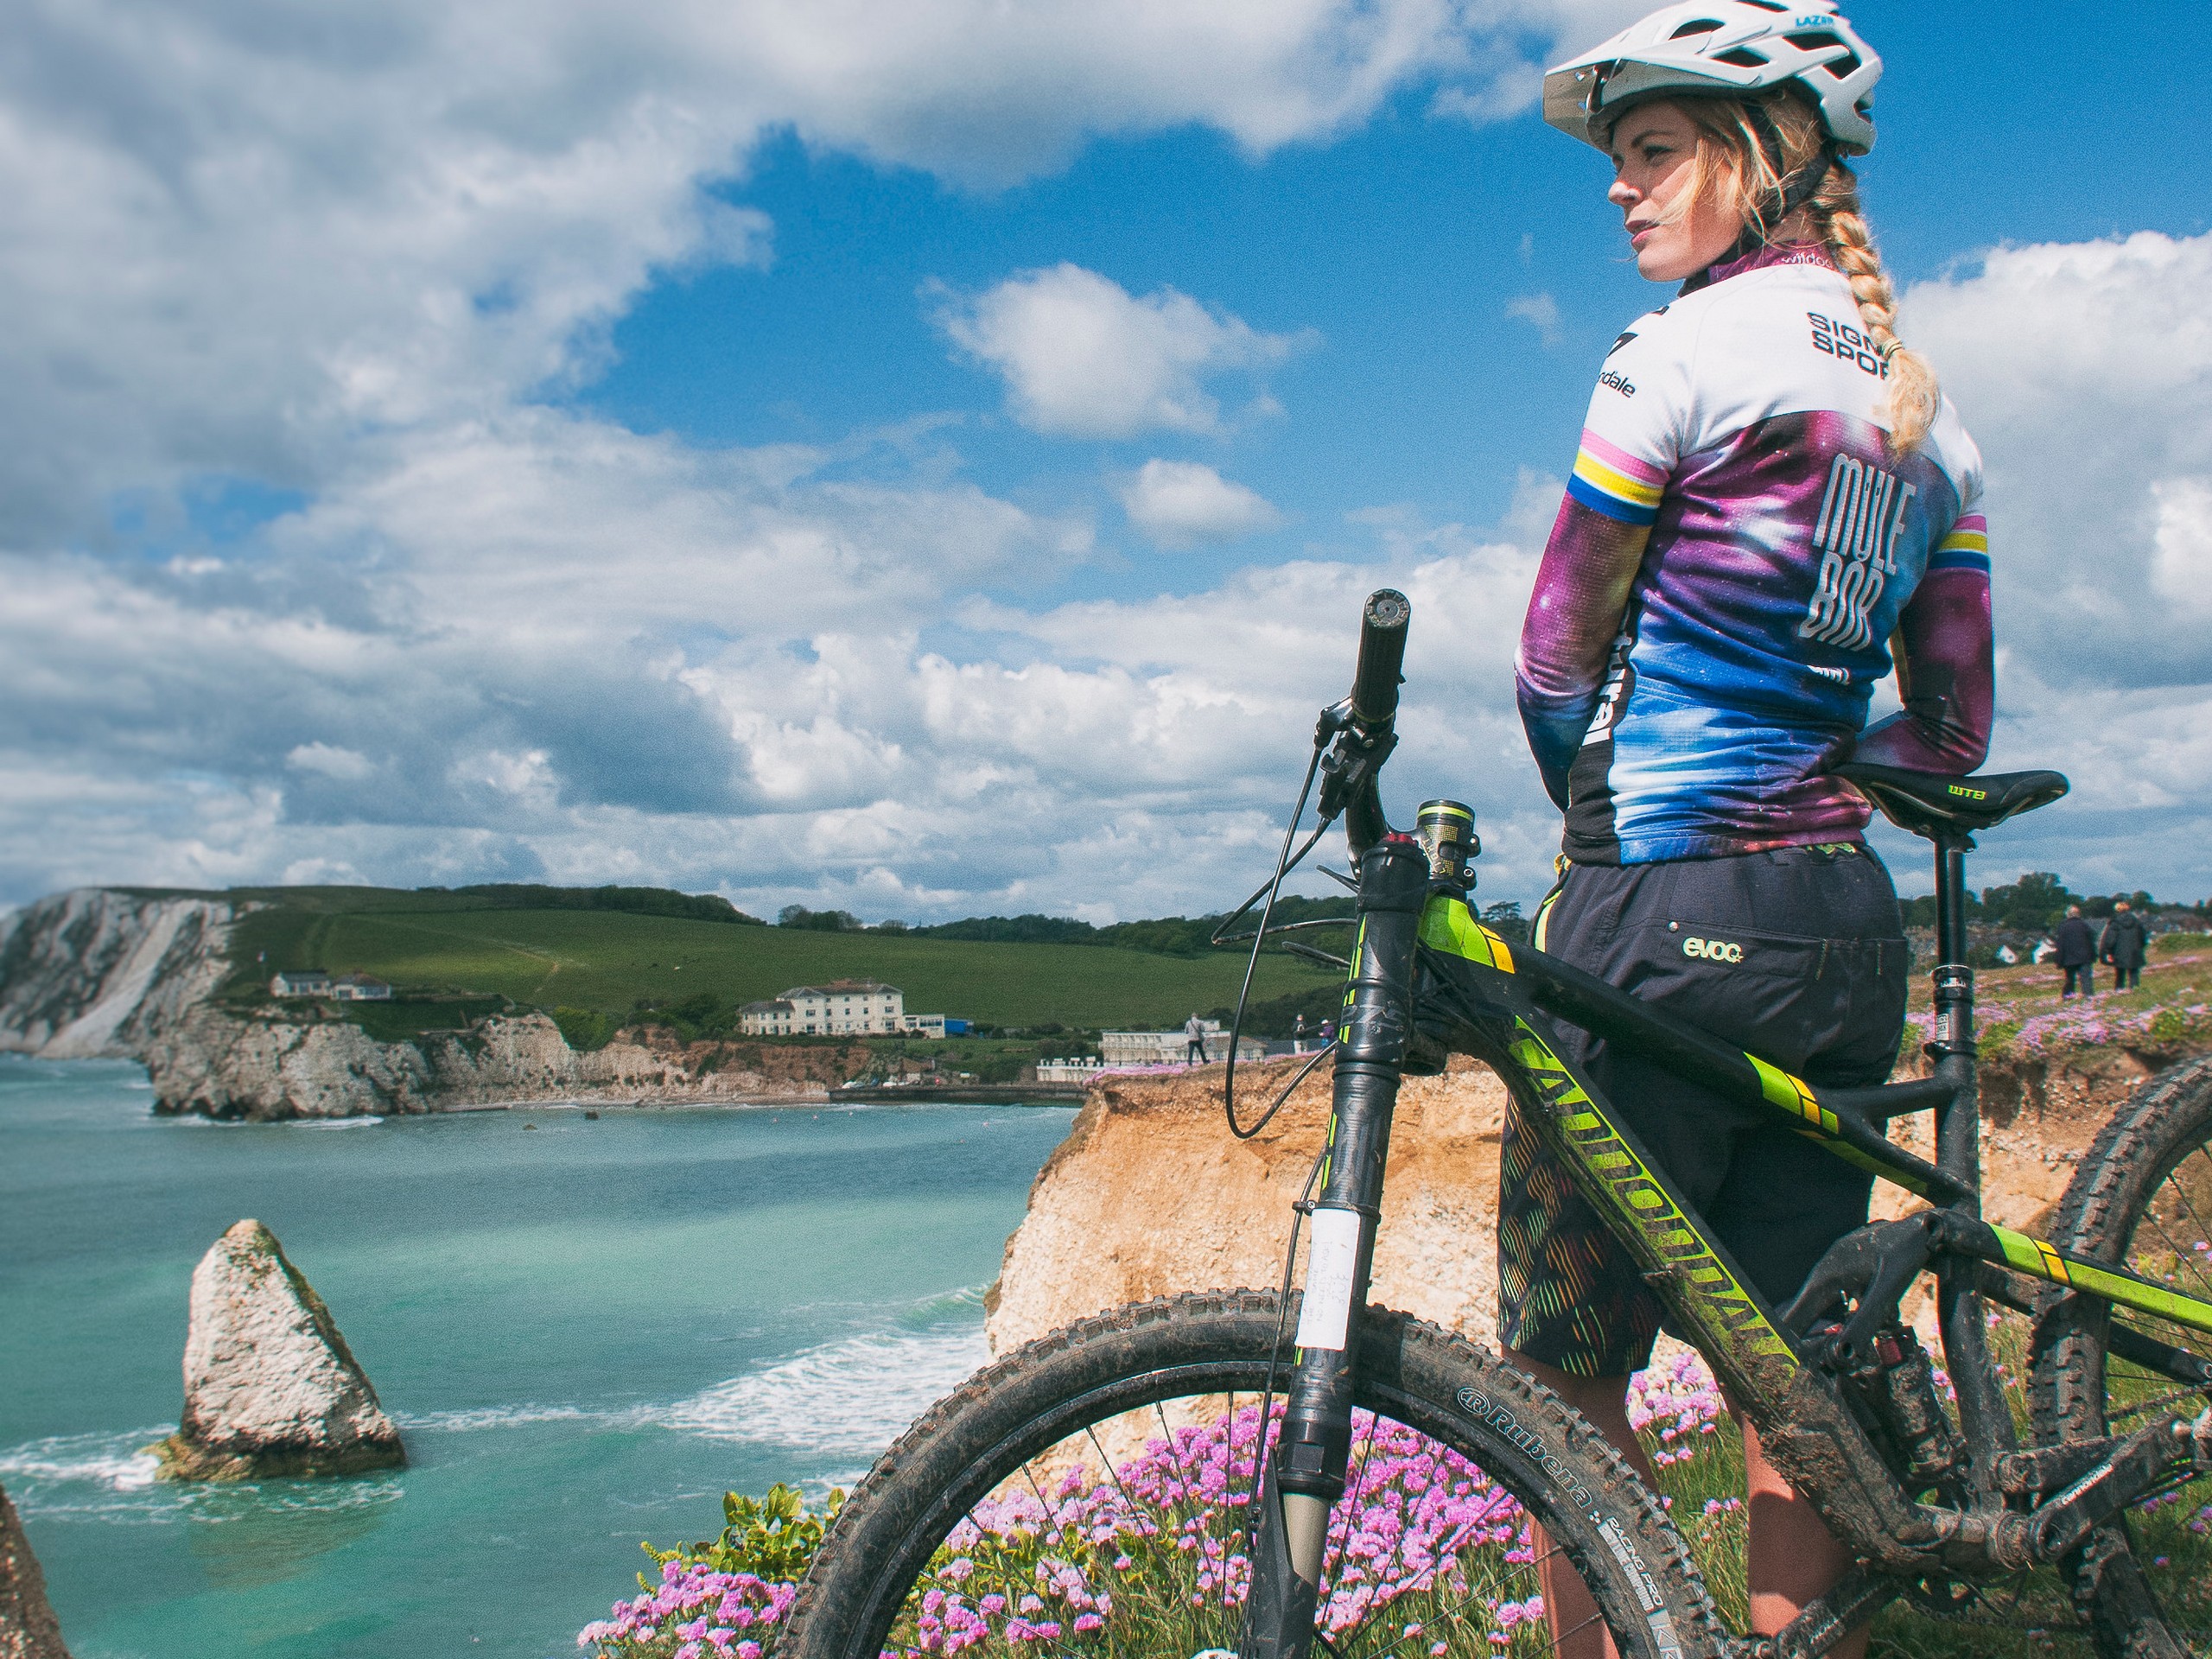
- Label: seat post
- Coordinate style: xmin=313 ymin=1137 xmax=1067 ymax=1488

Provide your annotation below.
xmin=1927 ymin=830 xmax=1979 ymax=1197
xmin=1926 ymin=830 xmax=2017 ymax=1482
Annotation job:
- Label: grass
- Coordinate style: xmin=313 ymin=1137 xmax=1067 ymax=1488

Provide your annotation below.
xmin=216 ymin=889 xmax=1339 ymax=1033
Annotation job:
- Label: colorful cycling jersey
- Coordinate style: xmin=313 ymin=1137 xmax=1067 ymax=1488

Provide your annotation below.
xmin=1516 ymin=245 xmax=1993 ymax=865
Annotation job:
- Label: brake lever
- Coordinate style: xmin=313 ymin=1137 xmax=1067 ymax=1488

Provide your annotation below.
xmin=1316 ymin=715 xmax=1396 ymax=826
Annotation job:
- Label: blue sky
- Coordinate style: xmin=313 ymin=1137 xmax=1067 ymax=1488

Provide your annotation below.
xmin=5 ymin=0 xmax=2211 ymax=920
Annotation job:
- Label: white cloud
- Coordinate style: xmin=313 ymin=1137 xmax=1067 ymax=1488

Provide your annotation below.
xmin=1120 ymin=460 xmax=1286 ymax=547
xmin=2150 ymin=478 xmax=2212 ymax=615
xmin=1904 ymin=230 xmax=2212 ymax=690
xmin=0 ymin=0 xmax=1586 ymax=540
xmin=936 ymin=264 xmax=1310 ymax=439
xmin=1505 ymin=290 xmax=1561 ymax=345
xmin=286 ymin=743 xmax=376 ymax=781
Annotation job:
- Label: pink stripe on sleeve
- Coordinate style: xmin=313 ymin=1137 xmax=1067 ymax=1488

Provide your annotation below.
xmin=1577 ymin=428 xmax=1669 ymax=486
xmin=1950 ymin=513 xmax=1986 ymax=535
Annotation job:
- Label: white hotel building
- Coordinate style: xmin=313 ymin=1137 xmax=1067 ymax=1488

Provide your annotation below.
xmin=738 ymin=979 xmax=944 ymax=1038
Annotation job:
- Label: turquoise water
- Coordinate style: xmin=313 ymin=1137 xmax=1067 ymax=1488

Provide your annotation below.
xmin=0 ymin=1057 xmax=1075 ymax=1658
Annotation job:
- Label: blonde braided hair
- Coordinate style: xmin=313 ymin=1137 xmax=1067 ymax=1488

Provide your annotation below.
xmin=1660 ymin=92 xmax=1941 ymax=454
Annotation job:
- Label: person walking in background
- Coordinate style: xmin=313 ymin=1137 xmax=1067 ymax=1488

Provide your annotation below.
xmin=2055 ymin=904 xmax=2097 ymax=999
xmin=1182 ymin=1012 xmax=1207 ymax=1064
xmin=2101 ymin=899 xmax=2148 ymax=992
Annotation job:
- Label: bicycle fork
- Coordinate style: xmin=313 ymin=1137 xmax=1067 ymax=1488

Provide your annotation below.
xmin=1244 ymin=836 xmax=1431 ymax=1659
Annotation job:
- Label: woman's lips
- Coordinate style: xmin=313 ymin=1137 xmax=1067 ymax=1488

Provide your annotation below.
xmin=1628 ymin=224 xmax=1653 ymax=249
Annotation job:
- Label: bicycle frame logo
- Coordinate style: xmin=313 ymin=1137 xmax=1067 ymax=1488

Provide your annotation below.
xmin=1508 ymin=1018 xmax=1800 ymax=1377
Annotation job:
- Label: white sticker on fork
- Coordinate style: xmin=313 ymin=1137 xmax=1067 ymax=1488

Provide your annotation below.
xmin=1294 ymin=1207 xmax=1364 ymax=1351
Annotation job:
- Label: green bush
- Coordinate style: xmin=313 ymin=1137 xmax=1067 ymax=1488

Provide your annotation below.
xmin=553 ymin=1006 xmax=616 ymax=1052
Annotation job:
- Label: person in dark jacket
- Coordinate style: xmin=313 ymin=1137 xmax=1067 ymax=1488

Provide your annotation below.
xmin=2054 ymin=905 xmax=2097 ymax=999
xmin=2101 ymin=900 xmax=2149 ymax=992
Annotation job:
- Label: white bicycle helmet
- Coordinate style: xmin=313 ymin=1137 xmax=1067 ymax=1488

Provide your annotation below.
xmin=1543 ymin=3 xmax=1882 ymax=156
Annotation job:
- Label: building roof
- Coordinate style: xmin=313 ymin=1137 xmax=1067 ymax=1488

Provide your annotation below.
xmin=779 ymin=979 xmax=900 ymax=998
xmin=739 ymin=999 xmax=794 ymax=1014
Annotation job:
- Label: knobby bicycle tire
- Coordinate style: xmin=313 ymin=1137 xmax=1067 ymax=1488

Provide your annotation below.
xmin=783 ymin=1290 xmax=1726 ymax=1659
xmin=2031 ymin=1054 xmax=2212 ymax=1659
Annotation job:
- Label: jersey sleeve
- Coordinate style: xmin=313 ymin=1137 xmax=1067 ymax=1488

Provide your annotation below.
xmin=1516 ymin=316 xmax=1694 ymax=808
xmin=1849 ymin=510 xmax=1993 ymax=773
xmin=1567 ymin=311 xmax=1698 ymax=516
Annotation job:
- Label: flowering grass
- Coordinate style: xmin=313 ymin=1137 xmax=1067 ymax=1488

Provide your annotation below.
xmin=1904 ymin=934 xmax=2212 ymax=1068
xmin=578 ymin=1374 xmax=1745 ymax=1659
xmin=582 ymin=1332 xmax=2212 ymax=1658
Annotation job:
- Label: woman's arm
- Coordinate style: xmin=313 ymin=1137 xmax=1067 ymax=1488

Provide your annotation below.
xmin=1850 ymin=514 xmax=1993 ymax=772
xmin=1516 ymin=493 xmax=1653 ymax=809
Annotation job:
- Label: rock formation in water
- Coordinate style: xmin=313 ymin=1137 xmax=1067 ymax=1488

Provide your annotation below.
xmin=0 ymin=887 xmax=868 ymax=1118
xmin=152 ymin=1220 xmax=405 ymax=1481
xmin=984 ymin=1049 xmax=2159 ymax=1360
xmin=0 ymin=1480 xmax=71 ymax=1659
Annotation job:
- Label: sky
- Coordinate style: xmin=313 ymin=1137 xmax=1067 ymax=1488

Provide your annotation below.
xmin=4 ymin=0 xmax=2210 ymax=922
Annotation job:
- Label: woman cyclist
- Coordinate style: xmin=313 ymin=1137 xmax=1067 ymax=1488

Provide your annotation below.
xmin=1505 ymin=6 xmax=1993 ymax=1653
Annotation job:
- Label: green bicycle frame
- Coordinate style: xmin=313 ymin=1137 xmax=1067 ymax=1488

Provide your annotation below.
xmin=1414 ymin=888 xmax=2212 ymax=1408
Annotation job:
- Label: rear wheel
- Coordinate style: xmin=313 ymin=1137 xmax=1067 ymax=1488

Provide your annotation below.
xmin=2031 ymin=1055 xmax=2212 ymax=1657
xmin=782 ymin=1290 xmax=1725 ymax=1659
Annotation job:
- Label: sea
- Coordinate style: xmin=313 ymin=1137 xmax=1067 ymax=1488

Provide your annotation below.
xmin=0 ymin=1055 xmax=1076 ymax=1658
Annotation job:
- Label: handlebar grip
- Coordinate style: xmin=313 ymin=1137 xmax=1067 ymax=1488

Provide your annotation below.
xmin=1350 ymin=589 xmax=1411 ymax=728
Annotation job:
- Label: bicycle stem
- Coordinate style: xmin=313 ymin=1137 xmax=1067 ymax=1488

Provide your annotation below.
xmin=1243 ymin=835 xmax=1429 ymax=1659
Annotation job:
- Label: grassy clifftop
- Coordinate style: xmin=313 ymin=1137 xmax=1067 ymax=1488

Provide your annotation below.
xmin=206 ymin=885 xmax=1338 ymax=1033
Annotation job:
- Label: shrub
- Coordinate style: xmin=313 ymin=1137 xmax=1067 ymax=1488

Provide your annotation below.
xmin=553 ymin=1007 xmax=616 ymax=1052
xmin=581 ymin=1484 xmax=839 ymax=1658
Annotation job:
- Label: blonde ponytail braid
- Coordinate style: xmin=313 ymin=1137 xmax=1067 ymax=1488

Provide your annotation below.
xmin=1672 ymin=92 xmax=1942 ymax=454
xmin=1812 ymin=177 xmax=1940 ymax=454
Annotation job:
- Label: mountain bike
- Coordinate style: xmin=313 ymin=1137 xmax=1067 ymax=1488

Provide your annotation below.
xmin=785 ymin=591 xmax=2212 ymax=1659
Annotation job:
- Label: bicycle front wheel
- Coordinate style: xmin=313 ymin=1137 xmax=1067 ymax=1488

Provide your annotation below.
xmin=783 ymin=1289 xmax=1725 ymax=1659
xmin=2032 ymin=1055 xmax=2212 ymax=1657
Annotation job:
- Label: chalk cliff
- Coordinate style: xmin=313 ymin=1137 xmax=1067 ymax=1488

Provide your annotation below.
xmin=0 ymin=888 xmax=230 ymax=1058
xmin=987 ymin=1056 xmax=1511 ymax=1355
xmin=0 ymin=887 xmax=863 ymax=1119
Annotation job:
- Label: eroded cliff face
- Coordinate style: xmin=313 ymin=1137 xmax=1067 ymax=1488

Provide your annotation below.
xmin=985 ymin=1046 xmax=2185 ymax=1360
xmin=143 ymin=1011 xmax=861 ymax=1119
xmin=0 ymin=888 xmax=231 ymax=1058
xmin=987 ymin=1056 xmax=1511 ymax=1356
xmin=0 ymin=887 xmax=867 ymax=1119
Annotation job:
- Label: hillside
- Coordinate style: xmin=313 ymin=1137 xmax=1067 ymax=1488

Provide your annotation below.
xmin=180 ymin=883 xmax=1342 ymax=1033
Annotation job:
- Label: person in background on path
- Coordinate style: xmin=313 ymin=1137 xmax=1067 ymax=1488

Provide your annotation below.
xmin=2055 ymin=904 xmax=2097 ymax=999
xmin=2101 ymin=899 xmax=2148 ymax=992
xmin=1183 ymin=1012 xmax=1208 ymax=1064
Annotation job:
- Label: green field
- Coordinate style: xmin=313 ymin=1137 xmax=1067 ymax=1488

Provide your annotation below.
xmin=215 ymin=888 xmax=1340 ymax=1032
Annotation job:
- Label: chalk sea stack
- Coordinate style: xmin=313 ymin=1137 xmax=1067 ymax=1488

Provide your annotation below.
xmin=0 ymin=1478 xmax=72 ymax=1659
xmin=151 ymin=1220 xmax=404 ymax=1481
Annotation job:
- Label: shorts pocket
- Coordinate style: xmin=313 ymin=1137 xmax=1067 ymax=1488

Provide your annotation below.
xmin=1611 ymin=920 xmax=1844 ymax=1071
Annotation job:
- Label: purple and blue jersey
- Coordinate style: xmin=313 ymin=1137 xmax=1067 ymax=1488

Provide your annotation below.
xmin=1517 ymin=245 xmax=1995 ymax=865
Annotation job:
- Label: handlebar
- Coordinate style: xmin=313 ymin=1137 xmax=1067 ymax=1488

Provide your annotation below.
xmin=1350 ymin=589 xmax=1410 ymax=730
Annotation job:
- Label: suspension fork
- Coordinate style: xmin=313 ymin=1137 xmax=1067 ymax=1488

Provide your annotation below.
xmin=1243 ymin=835 xmax=1429 ymax=1659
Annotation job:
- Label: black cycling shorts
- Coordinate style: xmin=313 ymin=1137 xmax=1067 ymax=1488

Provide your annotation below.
xmin=1497 ymin=842 xmax=1909 ymax=1379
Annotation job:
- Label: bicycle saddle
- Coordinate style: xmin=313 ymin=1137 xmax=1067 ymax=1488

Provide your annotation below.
xmin=1832 ymin=760 xmax=2069 ymax=839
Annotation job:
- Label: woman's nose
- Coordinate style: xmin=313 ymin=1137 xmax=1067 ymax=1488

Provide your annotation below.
xmin=1606 ymin=178 xmax=1638 ymax=207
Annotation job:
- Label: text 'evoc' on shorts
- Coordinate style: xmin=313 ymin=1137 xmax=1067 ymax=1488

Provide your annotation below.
xmin=1497 ymin=843 xmax=1909 ymax=1379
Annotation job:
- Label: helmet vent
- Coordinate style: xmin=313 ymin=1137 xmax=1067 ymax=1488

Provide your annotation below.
xmin=1669 ymin=18 xmax=1722 ymax=38
xmin=1787 ymin=31 xmax=1862 ymax=74
xmin=1738 ymin=0 xmax=1789 ymax=9
xmin=1712 ymin=47 xmax=1769 ymax=68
